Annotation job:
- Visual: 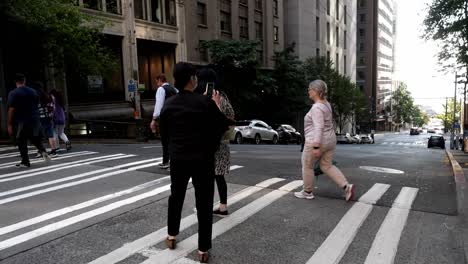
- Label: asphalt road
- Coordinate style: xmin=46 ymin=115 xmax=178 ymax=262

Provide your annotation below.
xmin=0 ymin=132 xmax=463 ymax=264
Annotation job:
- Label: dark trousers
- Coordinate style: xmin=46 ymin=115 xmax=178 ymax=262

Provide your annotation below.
xmin=161 ymin=134 xmax=170 ymax=164
xmin=16 ymin=122 xmax=46 ymax=164
xmin=167 ymin=159 xmax=215 ymax=252
xmin=215 ymin=175 xmax=227 ymax=204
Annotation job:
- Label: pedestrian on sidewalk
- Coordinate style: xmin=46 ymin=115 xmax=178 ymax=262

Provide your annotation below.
xmin=195 ymin=68 xmax=235 ymax=217
xmin=35 ymin=83 xmax=58 ymax=157
xmin=295 ymin=80 xmax=355 ymax=201
xmin=7 ymin=73 xmax=50 ymax=167
xmin=150 ymin=74 xmax=178 ymax=170
xmin=50 ymin=89 xmax=72 ymax=151
xmin=160 ymin=62 xmax=233 ymax=263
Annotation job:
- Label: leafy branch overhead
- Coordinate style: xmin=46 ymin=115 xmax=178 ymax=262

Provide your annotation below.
xmin=1 ymin=0 xmax=117 ymax=75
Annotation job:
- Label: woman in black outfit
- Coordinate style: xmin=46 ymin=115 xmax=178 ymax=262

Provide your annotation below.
xmin=160 ymin=62 xmax=233 ymax=263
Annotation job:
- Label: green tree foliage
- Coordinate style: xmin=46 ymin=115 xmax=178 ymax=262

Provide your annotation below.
xmin=391 ymin=83 xmax=430 ymax=128
xmin=423 ymin=0 xmax=468 ymax=71
xmin=435 ymin=98 xmax=461 ymax=129
xmin=1 ymin=0 xmax=117 ymax=76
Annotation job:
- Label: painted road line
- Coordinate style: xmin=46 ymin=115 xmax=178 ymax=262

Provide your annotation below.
xmin=0 ymin=159 xmax=162 ymax=205
xmin=0 ymin=151 xmax=93 ymax=168
xmin=306 ymin=183 xmax=390 ymax=264
xmin=141 ymin=180 xmax=303 ymax=264
xmin=0 ymin=155 xmax=136 ymax=196
xmin=0 ymin=146 xmax=34 ymax=153
xmin=0 ymin=177 xmax=171 ymax=251
xmin=381 ymin=142 xmax=389 ymax=145
xmin=0 ymin=154 xmax=132 ymax=183
xmin=88 ymin=177 xmax=285 ymax=264
xmin=390 ymin=142 xmax=396 ymax=145
xmin=172 ymin=257 xmax=199 ymax=264
xmin=229 ymin=165 xmax=243 ymax=171
xmin=0 ymin=151 xmax=97 ymax=169
xmin=0 ymin=178 xmax=168 ymax=237
xmin=142 ymin=146 xmax=162 ymax=149
xmin=0 ymin=154 xmax=125 ymax=179
xmin=0 ymin=153 xmax=20 ymax=159
xmin=364 ymin=187 xmax=419 ymax=264
xmin=397 ymin=142 xmax=404 ymax=145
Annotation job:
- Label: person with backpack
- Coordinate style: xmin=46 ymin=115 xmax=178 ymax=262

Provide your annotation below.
xmin=295 ymin=80 xmax=355 ymax=202
xmin=150 ymin=74 xmax=178 ymax=170
xmin=50 ymin=89 xmax=71 ymax=151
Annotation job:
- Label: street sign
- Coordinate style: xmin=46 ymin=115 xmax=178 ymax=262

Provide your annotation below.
xmin=128 ymin=79 xmax=136 ymax=92
xmin=455 ymin=122 xmax=460 ymax=129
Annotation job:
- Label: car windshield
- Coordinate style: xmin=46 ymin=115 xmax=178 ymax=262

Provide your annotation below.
xmin=282 ymin=125 xmax=295 ymax=131
xmin=236 ymin=121 xmax=251 ymax=126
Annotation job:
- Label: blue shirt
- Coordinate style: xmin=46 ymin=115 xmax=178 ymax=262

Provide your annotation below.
xmin=7 ymin=86 xmax=40 ymax=124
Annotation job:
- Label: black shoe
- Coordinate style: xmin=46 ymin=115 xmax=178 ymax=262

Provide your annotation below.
xmin=16 ymin=162 xmax=31 ymax=168
xmin=213 ymin=209 xmax=229 ymax=217
xmin=66 ymin=141 xmax=72 ymax=151
xmin=159 ymin=162 xmax=170 ymax=169
xmin=49 ymin=150 xmax=58 ymax=157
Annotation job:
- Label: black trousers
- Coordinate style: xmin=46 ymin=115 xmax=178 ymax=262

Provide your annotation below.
xmin=215 ymin=175 xmax=227 ymax=204
xmin=167 ymin=159 xmax=215 ymax=252
xmin=16 ymin=122 xmax=46 ymax=164
xmin=161 ymin=134 xmax=170 ymax=164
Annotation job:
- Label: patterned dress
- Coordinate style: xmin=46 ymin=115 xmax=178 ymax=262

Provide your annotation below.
xmin=215 ymin=96 xmax=235 ymax=176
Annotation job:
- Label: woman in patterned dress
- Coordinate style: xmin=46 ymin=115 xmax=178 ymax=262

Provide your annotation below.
xmin=195 ymin=68 xmax=235 ymax=216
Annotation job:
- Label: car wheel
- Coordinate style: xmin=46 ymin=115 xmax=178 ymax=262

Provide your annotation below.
xmin=235 ymin=133 xmax=243 ymax=144
xmin=272 ymin=135 xmax=278 ymax=145
xmin=254 ymin=134 xmax=261 ymax=145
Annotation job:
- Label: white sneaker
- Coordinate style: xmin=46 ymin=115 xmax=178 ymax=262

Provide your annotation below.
xmin=345 ymin=184 xmax=355 ymax=202
xmin=294 ymin=190 xmax=315 ymax=200
xmin=42 ymin=152 xmax=51 ymax=163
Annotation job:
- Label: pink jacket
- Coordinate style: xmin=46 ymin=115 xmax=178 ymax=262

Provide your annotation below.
xmin=304 ymin=102 xmax=336 ymax=145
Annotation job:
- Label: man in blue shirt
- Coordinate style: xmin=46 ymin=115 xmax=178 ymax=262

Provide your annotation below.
xmin=7 ymin=73 xmax=50 ymax=167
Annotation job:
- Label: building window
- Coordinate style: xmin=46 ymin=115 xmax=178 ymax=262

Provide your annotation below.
xmin=336 ymin=53 xmax=339 ymax=71
xmin=273 ymin=0 xmax=279 ymax=16
xmin=359 ymin=14 xmax=366 ymax=22
xmin=257 ymin=49 xmax=264 ymax=64
xmin=255 ymin=22 xmax=263 ymax=40
xmin=106 ymin=0 xmax=121 ymax=14
xmin=359 ymin=0 xmax=366 ymax=8
xmin=336 ymin=26 xmax=339 ymax=47
xmin=359 ymin=56 xmax=366 ymax=65
xmin=344 ymin=5 xmax=347 ymax=24
xmin=134 ymin=0 xmax=146 ymax=19
xmin=151 ymin=0 xmax=162 ymax=23
xmin=327 ymin=22 xmax=330 ymax=44
xmin=327 ymin=51 xmax=330 ymax=61
xmin=358 ymin=71 xmax=365 ymax=79
xmin=83 ymin=0 xmax=101 ymax=10
xmin=255 ymin=0 xmax=262 ymax=11
xmin=344 ymin=30 xmax=347 ymax=49
xmin=197 ymin=2 xmax=207 ymax=26
xmin=239 ymin=0 xmax=248 ymax=5
xmin=359 ymin=28 xmax=365 ymax=37
xmin=336 ymin=0 xmax=339 ymax=18
xmin=316 ymin=0 xmax=320 ymax=10
xmin=344 ymin=55 xmax=347 ymax=74
xmin=274 ymin=26 xmax=279 ymax=42
xmin=327 ymin=0 xmax=330 ymax=15
xmin=165 ymin=0 xmax=177 ymax=25
xmin=199 ymin=41 xmax=209 ymax=62
xmin=316 ymin=48 xmax=320 ymax=57
xmin=220 ymin=0 xmax=232 ymax=33
xmin=359 ymin=42 xmax=365 ymax=51
xmin=316 ymin=17 xmax=320 ymax=41
xmin=240 ymin=17 xmax=249 ymax=39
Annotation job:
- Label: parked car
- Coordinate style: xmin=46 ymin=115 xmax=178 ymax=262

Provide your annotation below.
xmin=410 ymin=128 xmax=420 ymax=135
xmin=336 ymin=133 xmax=353 ymax=144
xmin=360 ymin=134 xmax=374 ymax=144
xmin=428 ymin=135 xmax=445 ymax=149
xmin=352 ymin=134 xmax=362 ymax=144
xmin=273 ymin=124 xmax=302 ymax=144
xmin=231 ymin=120 xmax=279 ymax=145
xmin=427 ymin=128 xmax=436 ymax=133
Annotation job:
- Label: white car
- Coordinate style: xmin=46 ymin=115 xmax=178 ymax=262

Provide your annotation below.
xmin=231 ymin=120 xmax=279 ymax=144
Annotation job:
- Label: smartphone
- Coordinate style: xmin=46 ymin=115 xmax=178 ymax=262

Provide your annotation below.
xmin=205 ymin=82 xmax=215 ymax=97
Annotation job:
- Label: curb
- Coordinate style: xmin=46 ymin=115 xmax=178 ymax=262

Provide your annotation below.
xmin=445 ymin=150 xmax=468 ymax=264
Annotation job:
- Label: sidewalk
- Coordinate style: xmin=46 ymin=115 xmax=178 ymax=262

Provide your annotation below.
xmin=445 ymin=149 xmax=468 ymax=263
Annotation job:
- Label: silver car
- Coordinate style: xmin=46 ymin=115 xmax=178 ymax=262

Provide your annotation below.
xmin=231 ymin=120 xmax=279 ymax=144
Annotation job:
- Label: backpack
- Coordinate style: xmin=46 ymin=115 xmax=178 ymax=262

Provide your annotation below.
xmin=162 ymin=84 xmax=177 ymax=100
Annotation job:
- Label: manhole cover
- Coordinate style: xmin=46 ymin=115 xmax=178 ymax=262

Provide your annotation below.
xmin=359 ymin=166 xmax=405 ymax=174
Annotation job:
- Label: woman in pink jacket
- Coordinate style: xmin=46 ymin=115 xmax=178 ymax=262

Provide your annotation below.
xmin=295 ymin=80 xmax=355 ymax=201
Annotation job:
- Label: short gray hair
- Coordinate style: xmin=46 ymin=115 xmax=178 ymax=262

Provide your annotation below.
xmin=308 ymin=80 xmax=328 ymax=99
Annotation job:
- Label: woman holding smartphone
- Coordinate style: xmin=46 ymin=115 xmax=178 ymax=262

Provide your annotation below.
xmin=196 ymin=68 xmax=235 ymax=216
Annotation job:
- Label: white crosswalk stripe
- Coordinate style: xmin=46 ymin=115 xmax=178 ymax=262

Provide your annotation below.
xmin=0 ymin=151 xmax=96 ymax=169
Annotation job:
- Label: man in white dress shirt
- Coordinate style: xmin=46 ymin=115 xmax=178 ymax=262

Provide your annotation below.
xmin=150 ymin=74 xmax=178 ymax=169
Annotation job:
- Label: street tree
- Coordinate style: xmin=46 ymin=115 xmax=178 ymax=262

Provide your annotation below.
xmin=1 ymin=0 xmax=117 ymax=76
xmin=391 ymin=83 xmax=415 ymax=130
xmin=435 ymin=98 xmax=461 ymax=130
xmin=423 ymin=0 xmax=468 ymax=73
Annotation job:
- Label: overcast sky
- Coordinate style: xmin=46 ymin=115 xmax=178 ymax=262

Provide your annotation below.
xmin=395 ymin=0 xmax=457 ymax=114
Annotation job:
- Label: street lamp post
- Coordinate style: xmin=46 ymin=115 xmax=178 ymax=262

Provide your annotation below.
xmin=451 ymin=72 xmax=466 ymax=149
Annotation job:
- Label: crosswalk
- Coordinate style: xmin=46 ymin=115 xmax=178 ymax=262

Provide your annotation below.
xmin=379 ymin=141 xmax=426 ymax=147
xmin=0 ymin=145 xmax=448 ymax=263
